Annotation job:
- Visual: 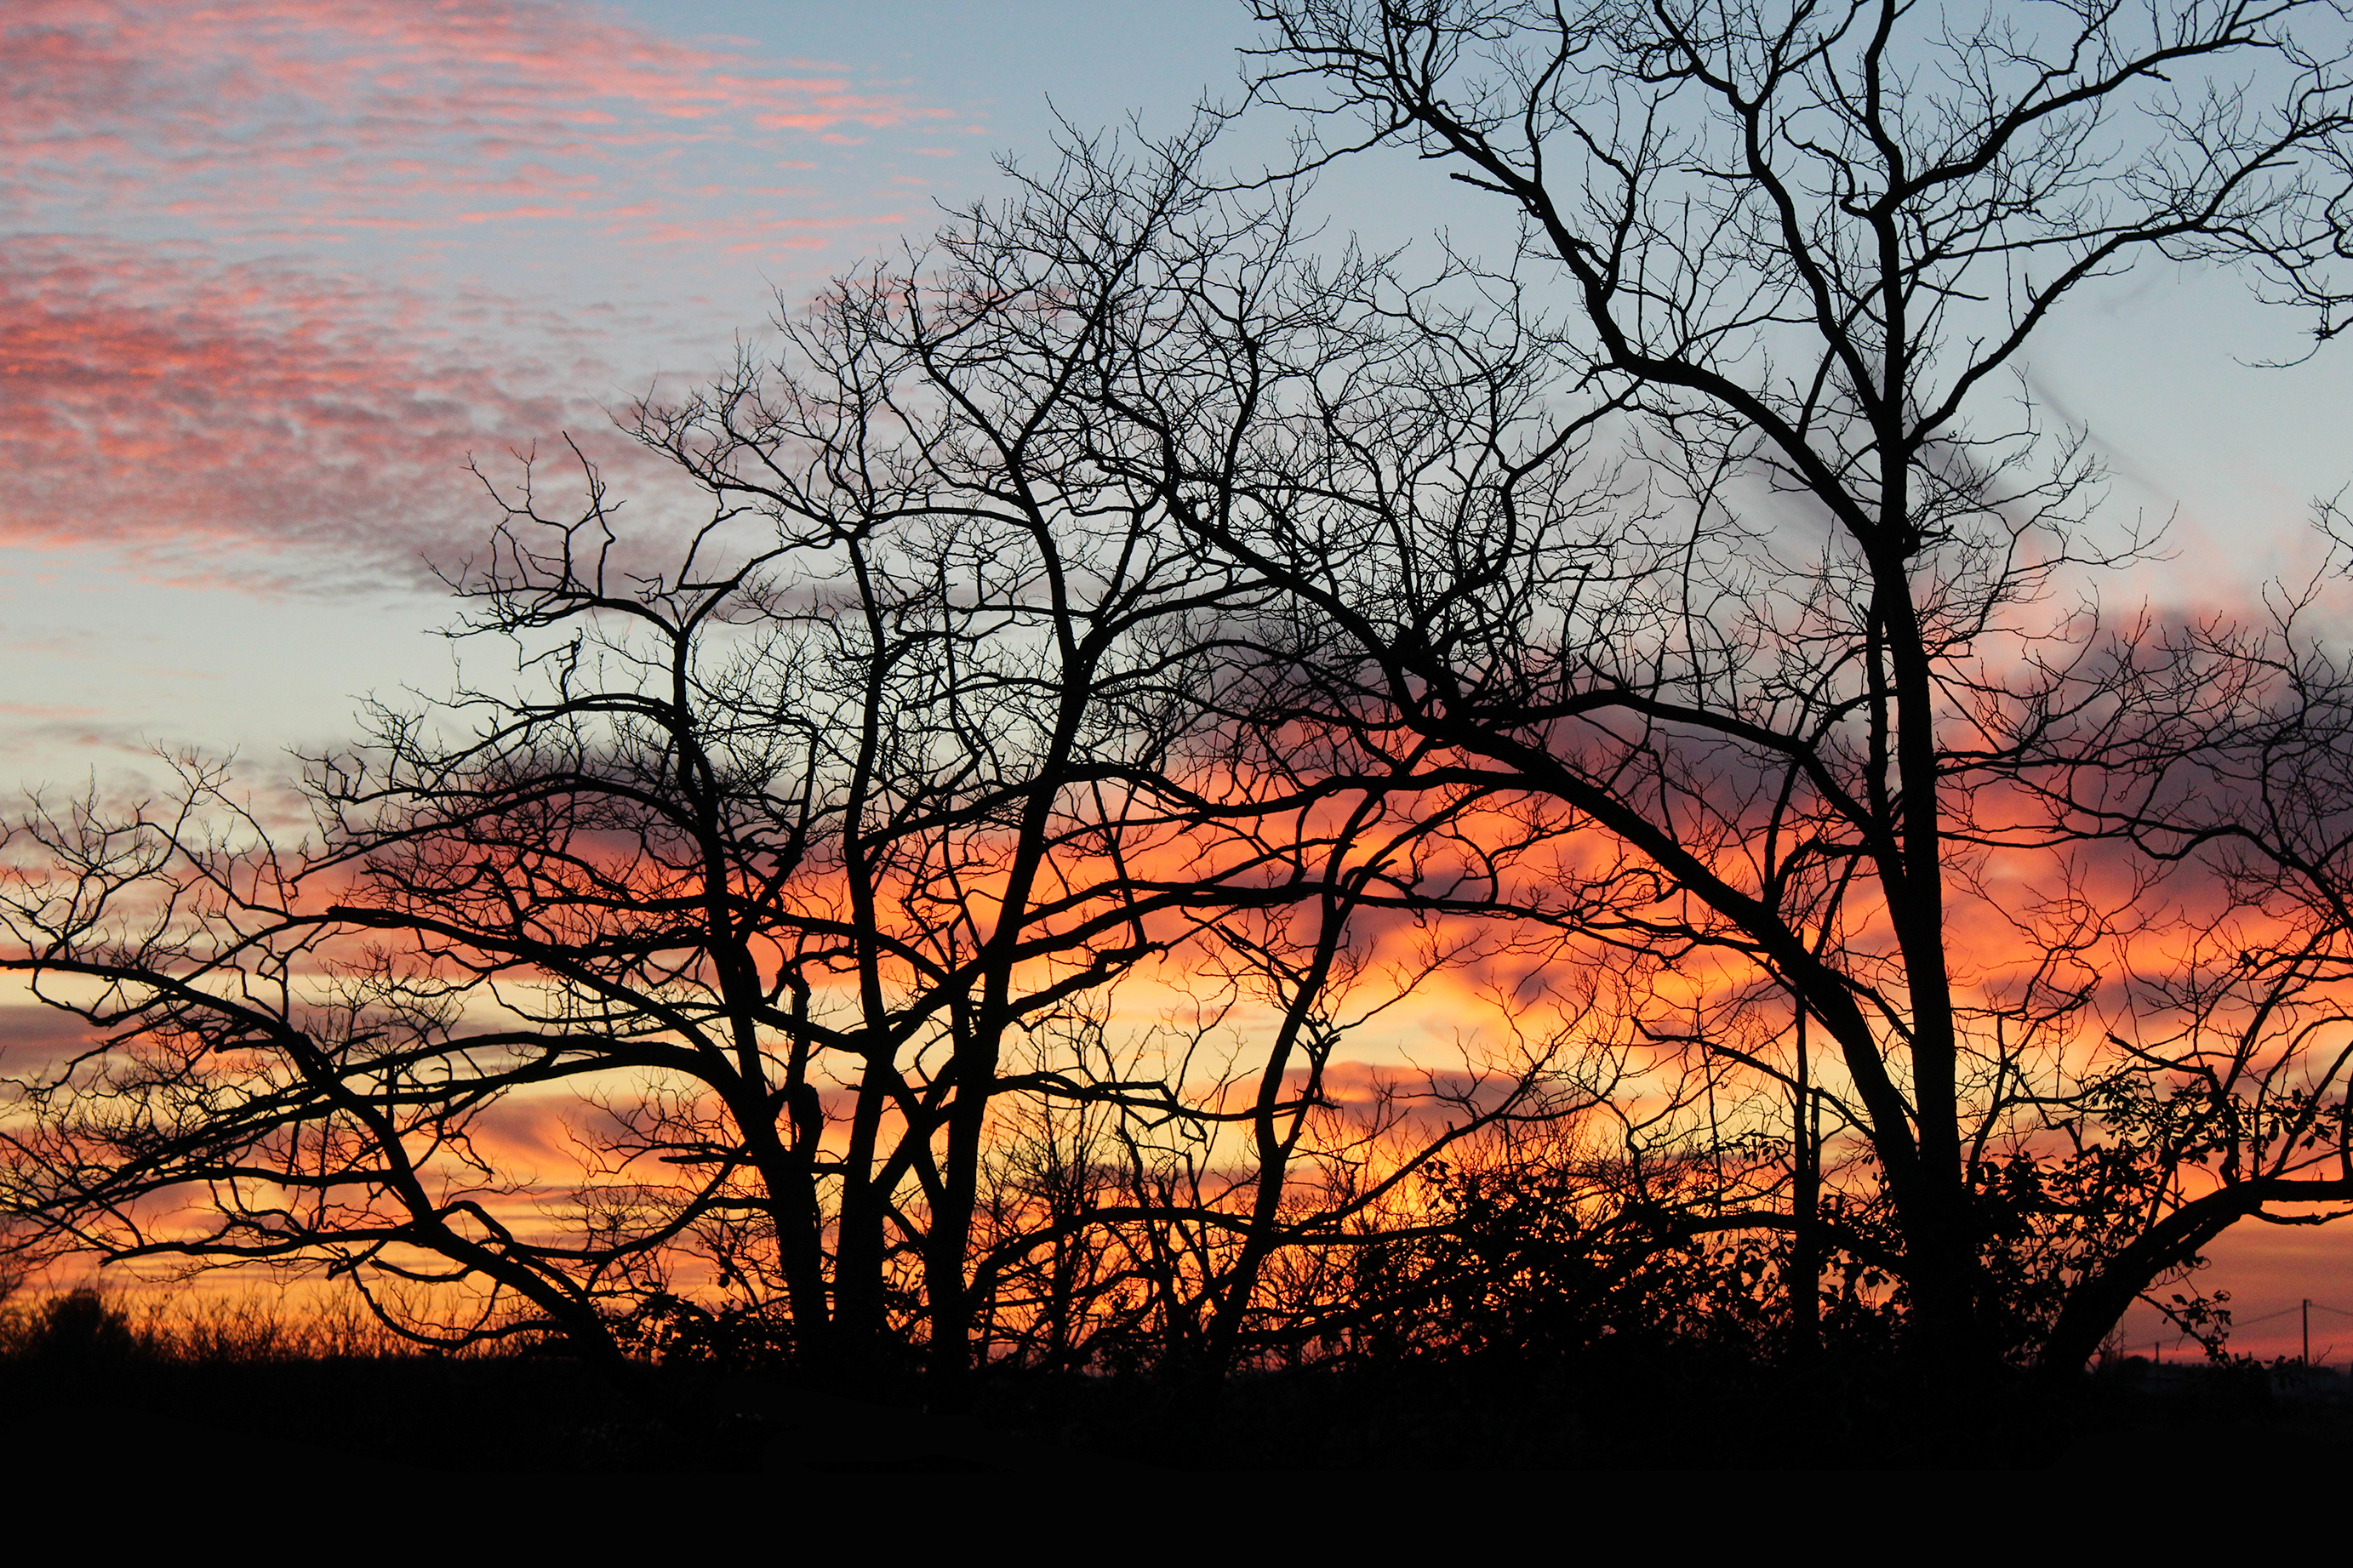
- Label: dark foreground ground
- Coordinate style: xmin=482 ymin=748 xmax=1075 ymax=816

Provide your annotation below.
xmin=3 ymin=1343 xmax=2350 ymax=1472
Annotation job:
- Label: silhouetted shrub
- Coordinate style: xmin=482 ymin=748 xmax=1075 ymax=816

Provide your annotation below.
xmin=22 ymin=1290 xmax=138 ymax=1363
xmin=617 ymin=1293 xmax=797 ymax=1373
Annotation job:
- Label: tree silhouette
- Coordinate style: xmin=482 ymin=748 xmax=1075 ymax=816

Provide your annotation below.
xmin=0 ymin=135 xmax=1597 ymax=1377
xmin=1238 ymin=0 xmax=2353 ymax=1366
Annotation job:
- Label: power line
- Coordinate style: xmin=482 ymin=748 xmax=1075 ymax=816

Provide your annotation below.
xmin=2210 ymin=1301 xmax=2353 ymax=1328
xmin=2233 ymin=1306 xmax=2304 ymax=1326
xmin=2138 ymin=1298 xmax=2353 ymax=1366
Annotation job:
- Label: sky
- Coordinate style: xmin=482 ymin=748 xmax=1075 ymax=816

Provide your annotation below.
xmin=5 ymin=0 xmax=2352 ymax=1358
xmin=0 ymin=0 xmax=1261 ymax=783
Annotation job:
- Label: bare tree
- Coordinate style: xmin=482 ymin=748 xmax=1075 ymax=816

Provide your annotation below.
xmin=0 ymin=133 xmax=1614 ymax=1378
xmin=4 ymin=144 xmax=1278 ymax=1368
xmin=1228 ymin=0 xmax=2353 ymax=1367
xmin=2006 ymin=557 xmax=2353 ymax=1369
xmin=0 ymin=750 xmax=635 ymax=1357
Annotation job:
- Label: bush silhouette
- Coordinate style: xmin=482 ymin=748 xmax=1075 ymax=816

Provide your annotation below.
xmin=29 ymin=1290 xmax=137 ymax=1363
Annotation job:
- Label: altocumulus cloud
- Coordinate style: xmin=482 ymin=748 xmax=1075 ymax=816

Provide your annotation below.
xmin=0 ymin=0 xmax=947 ymax=584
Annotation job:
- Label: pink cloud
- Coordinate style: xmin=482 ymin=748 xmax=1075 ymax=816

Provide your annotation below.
xmin=454 ymin=204 xmax=578 ymax=222
xmin=0 ymin=235 xmax=608 ymax=575
xmin=0 ymin=1 xmax=957 ymax=584
xmin=463 ymin=1093 xmax=589 ymax=1174
xmin=0 ymin=1005 xmax=107 ymax=1076
xmin=620 ymin=211 xmax=908 ymax=252
xmin=0 ymin=0 xmax=951 ymax=242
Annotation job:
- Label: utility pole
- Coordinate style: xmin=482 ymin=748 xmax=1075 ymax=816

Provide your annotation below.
xmin=2304 ymin=1298 xmax=2312 ymax=1366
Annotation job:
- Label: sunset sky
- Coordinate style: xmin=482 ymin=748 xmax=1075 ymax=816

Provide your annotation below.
xmin=6 ymin=0 xmax=2353 ymax=1360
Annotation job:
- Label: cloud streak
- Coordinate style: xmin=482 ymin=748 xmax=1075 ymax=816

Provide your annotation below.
xmin=0 ymin=234 xmax=597 ymax=573
xmin=1 ymin=0 xmax=957 ymax=580
xmin=3 ymin=0 xmax=944 ymax=239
